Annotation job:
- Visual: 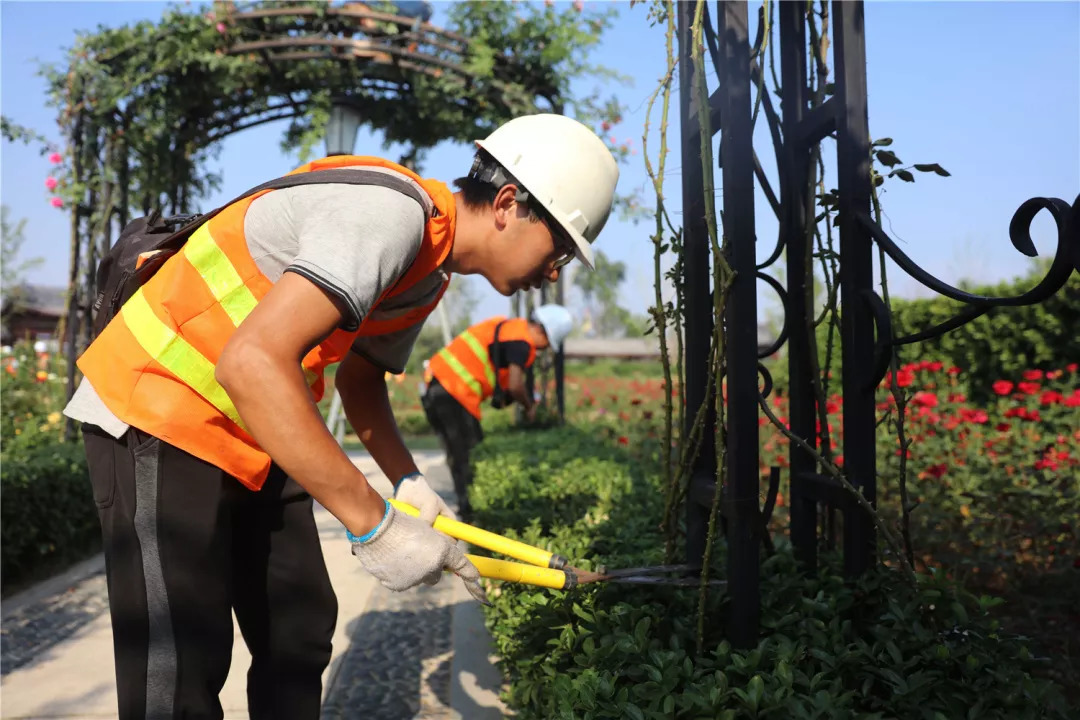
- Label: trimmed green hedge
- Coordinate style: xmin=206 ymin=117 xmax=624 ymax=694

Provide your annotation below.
xmin=1 ymin=440 xmax=99 ymax=591
xmin=471 ymin=427 xmax=1070 ymax=719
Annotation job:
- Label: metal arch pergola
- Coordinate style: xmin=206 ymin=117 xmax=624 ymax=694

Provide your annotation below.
xmin=61 ymin=1 xmax=575 ymax=420
xmin=225 ymin=1 xmax=570 ymax=420
xmin=678 ymin=0 xmax=1079 ymax=649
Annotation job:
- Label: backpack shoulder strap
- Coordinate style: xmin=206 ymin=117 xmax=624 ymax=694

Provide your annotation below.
xmin=161 ymin=167 xmax=431 ymax=245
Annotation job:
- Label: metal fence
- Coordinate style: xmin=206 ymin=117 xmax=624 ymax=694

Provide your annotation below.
xmin=679 ymin=0 xmax=1079 ymax=649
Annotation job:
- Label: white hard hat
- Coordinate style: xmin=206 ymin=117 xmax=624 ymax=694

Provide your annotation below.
xmin=531 ymin=304 xmax=574 ymax=351
xmin=475 ymin=114 xmax=618 ymax=271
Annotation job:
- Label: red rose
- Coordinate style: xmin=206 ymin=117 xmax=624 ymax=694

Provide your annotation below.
xmin=912 ymin=391 xmax=939 ymax=408
xmin=948 ymin=393 xmax=967 ymax=403
xmin=1017 ymin=382 xmax=1041 ymax=395
xmin=1023 ymin=369 xmax=1044 ymax=381
xmin=1034 ymin=458 xmax=1057 ymax=471
xmin=1067 ymin=363 xmax=1078 ymax=373
xmin=927 ymin=361 xmax=944 ymax=372
xmin=992 ymin=380 xmax=1014 ymax=396
xmin=1040 ymin=391 xmax=1064 ymax=406
xmin=995 ymin=422 xmax=1010 ymax=432
xmin=926 ymin=463 xmax=947 ymax=479
xmin=896 ymin=369 xmax=915 ymax=388
xmin=947 ymin=366 xmax=962 ymax=376
xmin=617 ymin=436 xmax=629 ymax=445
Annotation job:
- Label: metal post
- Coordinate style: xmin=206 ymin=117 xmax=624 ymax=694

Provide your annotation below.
xmin=833 ymin=0 xmax=876 ymax=576
xmin=678 ymin=0 xmax=716 ymax=570
xmin=717 ymin=0 xmax=760 ymax=649
xmin=779 ymin=0 xmax=818 ymax=571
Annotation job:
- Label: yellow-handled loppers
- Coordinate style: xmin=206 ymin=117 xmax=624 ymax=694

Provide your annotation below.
xmin=388 ymin=499 xmax=575 ymax=590
xmin=389 ymin=500 xmax=726 ymax=591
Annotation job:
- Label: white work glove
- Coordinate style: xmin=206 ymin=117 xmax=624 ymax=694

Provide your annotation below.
xmin=394 ymin=472 xmax=458 ymax=524
xmin=350 ymin=502 xmax=488 ymax=605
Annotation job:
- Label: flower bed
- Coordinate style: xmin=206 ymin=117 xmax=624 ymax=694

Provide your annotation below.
xmin=1 ymin=342 xmax=99 ymax=592
xmin=470 ymin=425 xmax=1070 ymax=718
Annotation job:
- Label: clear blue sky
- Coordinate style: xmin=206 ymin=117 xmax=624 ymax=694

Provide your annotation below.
xmin=2 ymin=1 xmax=1078 ymax=324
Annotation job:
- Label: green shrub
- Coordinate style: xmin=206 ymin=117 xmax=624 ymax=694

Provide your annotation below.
xmin=763 ymin=271 xmax=1080 ymax=401
xmin=471 ymin=427 xmax=1070 ymax=719
xmin=1 ymin=440 xmax=98 ymax=590
xmin=1 ymin=341 xmax=98 ymax=591
xmin=892 ymin=272 xmax=1080 ymax=401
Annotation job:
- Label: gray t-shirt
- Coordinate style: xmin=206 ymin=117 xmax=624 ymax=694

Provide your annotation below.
xmin=64 ymin=172 xmax=444 ymax=438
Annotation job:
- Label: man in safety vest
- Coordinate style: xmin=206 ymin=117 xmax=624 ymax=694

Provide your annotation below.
xmin=62 ymin=113 xmax=617 ymax=719
xmin=423 ymin=304 xmax=573 ymax=519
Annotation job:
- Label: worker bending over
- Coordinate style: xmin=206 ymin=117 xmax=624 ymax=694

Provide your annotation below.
xmin=63 ymin=113 xmax=617 ymax=719
xmin=423 ymin=304 xmax=572 ymax=518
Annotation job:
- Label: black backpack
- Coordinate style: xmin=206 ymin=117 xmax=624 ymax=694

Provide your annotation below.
xmin=91 ymin=168 xmax=428 ymax=340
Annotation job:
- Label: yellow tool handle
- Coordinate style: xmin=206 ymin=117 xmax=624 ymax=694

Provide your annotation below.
xmin=466 ymin=554 xmax=575 ymax=590
xmin=389 ymin=499 xmax=567 ymax=569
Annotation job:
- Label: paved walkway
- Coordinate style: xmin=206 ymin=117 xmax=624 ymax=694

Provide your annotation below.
xmin=0 ymin=451 xmax=507 ymax=719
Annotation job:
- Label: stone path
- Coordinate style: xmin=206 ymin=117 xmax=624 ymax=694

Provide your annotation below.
xmin=0 ymin=451 xmax=507 ymax=720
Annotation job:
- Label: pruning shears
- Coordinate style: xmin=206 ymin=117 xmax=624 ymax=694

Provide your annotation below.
xmin=389 ymin=499 xmax=727 ymax=591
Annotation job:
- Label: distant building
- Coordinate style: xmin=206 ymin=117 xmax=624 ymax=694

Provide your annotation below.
xmin=1 ymin=284 xmax=66 ymax=345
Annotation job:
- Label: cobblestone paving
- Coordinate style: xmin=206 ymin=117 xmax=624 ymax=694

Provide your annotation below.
xmin=321 ymin=580 xmax=456 ymax=720
xmin=1 ymin=571 xmax=110 ymax=676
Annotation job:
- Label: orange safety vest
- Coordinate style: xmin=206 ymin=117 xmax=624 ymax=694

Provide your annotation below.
xmin=78 ymin=156 xmax=455 ymax=490
xmin=428 ymin=317 xmax=537 ymax=419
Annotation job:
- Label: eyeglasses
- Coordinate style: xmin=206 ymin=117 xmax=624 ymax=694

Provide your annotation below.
xmin=536 ymin=205 xmax=577 ymax=269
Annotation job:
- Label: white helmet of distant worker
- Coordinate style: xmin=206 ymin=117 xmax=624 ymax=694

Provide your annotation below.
xmin=475 ymin=114 xmax=618 ymax=271
xmin=532 ymin=304 xmax=574 ymax=351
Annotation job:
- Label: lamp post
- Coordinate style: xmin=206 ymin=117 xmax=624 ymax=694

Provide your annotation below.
xmin=325 ymin=99 xmax=363 ymax=156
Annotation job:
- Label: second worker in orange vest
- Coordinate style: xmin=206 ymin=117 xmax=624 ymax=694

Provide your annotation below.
xmin=423 ymin=305 xmax=573 ymax=519
xmin=62 ymin=114 xmax=618 ymax=719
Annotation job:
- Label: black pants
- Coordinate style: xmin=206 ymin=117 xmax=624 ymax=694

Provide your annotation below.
xmin=421 ymin=380 xmax=483 ymax=515
xmin=83 ymin=424 xmax=336 ymax=720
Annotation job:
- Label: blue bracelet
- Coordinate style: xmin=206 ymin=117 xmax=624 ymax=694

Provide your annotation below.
xmin=346 ymin=499 xmax=390 ymax=544
xmin=393 ymin=471 xmax=423 ymax=497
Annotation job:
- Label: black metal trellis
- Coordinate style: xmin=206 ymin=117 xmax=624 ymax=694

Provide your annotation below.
xmin=679 ymin=0 xmax=1079 ymax=649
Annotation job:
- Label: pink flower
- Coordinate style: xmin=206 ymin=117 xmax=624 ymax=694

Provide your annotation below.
xmin=50 ymin=197 xmax=63 ymax=208
xmin=48 ymin=152 xmax=63 ymax=164
xmin=216 ymin=22 xmax=226 ymax=33
xmin=45 ymin=176 xmax=58 ymax=190
xmin=573 ymin=0 xmax=584 ymax=11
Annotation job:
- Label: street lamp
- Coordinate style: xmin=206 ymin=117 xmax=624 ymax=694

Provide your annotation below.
xmin=325 ymin=99 xmax=363 ymax=156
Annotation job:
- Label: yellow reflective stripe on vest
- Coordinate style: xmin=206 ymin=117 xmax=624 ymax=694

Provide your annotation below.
xmin=459 ymin=331 xmax=496 ymax=389
xmin=121 ymin=289 xmax=247 ymax=430
xmin=436 ymin=347 xmax=482 ymax=397
xmin=183 ymin=225 xmax=258 ymax=327
xmin=184 ymin=223 xmax=321 ymax=390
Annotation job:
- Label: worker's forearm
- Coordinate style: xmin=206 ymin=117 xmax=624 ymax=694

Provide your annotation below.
xmin=509 ymin=383 xmax=532 ymax=410
xmin=339 ymin=375 xmax=418 ymax=486
xmin=217 ymin=346 xmax=385 ymax=536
